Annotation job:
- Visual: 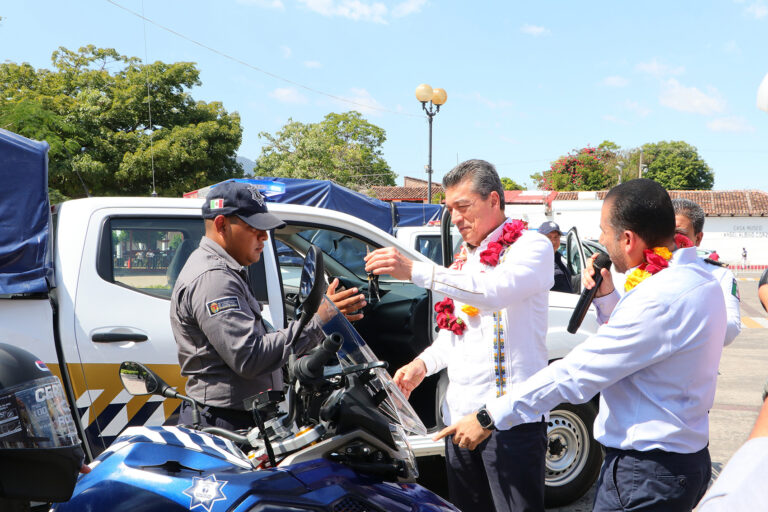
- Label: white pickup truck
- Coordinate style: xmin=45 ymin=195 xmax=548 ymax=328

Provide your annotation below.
xmin=1 ymin=134 xmax=601 ymax=507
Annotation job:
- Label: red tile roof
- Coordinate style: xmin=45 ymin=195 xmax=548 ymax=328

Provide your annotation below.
xmin=371 ymin=185 xmax=443 ymax=201
xmin=553 ymin=190 xmax=768 ymax=216
xmin=372 ymin=184 xmax=768 ymax=217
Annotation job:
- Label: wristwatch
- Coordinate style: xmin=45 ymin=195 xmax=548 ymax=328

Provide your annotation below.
xmin=476 ymin=406 xmax=495 ymax=430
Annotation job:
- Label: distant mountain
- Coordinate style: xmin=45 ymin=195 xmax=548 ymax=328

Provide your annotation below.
xmin=236 ymin=155 xmax=257 ymax=175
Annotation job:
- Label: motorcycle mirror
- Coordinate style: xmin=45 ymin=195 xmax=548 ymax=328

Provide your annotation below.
xmin=297 ymin=245 xmax=325 ymax=319
xmin=119 ymin=361 xmax=172 ymax=398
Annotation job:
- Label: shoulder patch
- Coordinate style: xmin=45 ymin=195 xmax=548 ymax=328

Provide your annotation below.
xmin=206 ymin=296 xmax=241 ymax=316
xmin=731 ymin=279 xmax=740 ymax=301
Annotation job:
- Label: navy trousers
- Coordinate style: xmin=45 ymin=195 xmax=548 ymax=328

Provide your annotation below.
xmin=445 ymin=420 xmax=547 ymax=512
xmin=178 ymin=401 xmax=255 ymax=431
xmin=593 ymin=446 xmax=711 ymax=512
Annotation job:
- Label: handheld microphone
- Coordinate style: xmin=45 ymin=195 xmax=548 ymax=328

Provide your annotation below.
xmin=567 ymin=253 xmax=612 ymax=334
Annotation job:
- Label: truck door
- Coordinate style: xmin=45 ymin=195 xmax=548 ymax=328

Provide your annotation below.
xmin=68 ymin=206 xmax=284 ymax=455
xmin=565 ymin=227 xmax=587 ymax=293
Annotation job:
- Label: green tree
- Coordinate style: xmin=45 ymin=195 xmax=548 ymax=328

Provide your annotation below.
xmin=0 ymin=45 xmax=244 ymax=197
xmin=531 ymin=145 xmax=616 ymax=191
xmin=630 ymin=141 xmax=713 ymax=190
xmin=254 ymin=111 xmax=396 ymax=190
xmin=501 ymin=177 xmax=525 ymax=190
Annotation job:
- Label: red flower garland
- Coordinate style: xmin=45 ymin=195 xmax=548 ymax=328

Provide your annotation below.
xmin=434 ymin=297 xmax=466 ymax=335
xmin=436 ymin=219 xmax=527 ymax=336
xmin=479 ymin=219 xmax=527 ymax=267
xmin=674 ymin=233 xmax=694 ymax=248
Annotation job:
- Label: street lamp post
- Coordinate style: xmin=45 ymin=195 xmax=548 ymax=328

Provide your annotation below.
xmin=415 ymin=84 xmax=447 ymax=204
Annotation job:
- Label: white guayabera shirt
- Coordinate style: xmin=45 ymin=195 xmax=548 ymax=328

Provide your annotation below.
xmin=412 ymin=219 xmax=554 ymax=425
xmin=487 ymin=247 xmax=727 ymax=453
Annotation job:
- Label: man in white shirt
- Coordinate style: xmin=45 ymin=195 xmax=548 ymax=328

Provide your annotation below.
xmin=365 ymin=159 xmax=553 ymax=512
xmin=435 ymin=179 xmax=726 ymax=512
xmin=697 ymin=385 xmax=768 ymax=510
xmin=671 ymin=198 xmax=741 ymax=346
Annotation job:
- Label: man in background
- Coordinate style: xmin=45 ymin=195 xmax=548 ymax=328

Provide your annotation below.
xmin=672 ymin=198 xmax=741 ymax=346
xmin=537 ymin=221 xmax=573 ymax=293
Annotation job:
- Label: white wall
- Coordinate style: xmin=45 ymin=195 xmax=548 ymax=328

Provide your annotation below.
xmin=700 ymin=217 xmax=768 ymax=266
xmin=504 ymin=204 xmax=551 ymax=230
xmin=506 ymin=199 xmax=768 ymax=265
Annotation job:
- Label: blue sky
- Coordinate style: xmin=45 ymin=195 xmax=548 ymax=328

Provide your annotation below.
xmin=2 ymin=0 xmax=768 ymax=191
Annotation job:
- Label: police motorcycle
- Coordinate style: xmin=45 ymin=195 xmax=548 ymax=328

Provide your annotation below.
xmin=52 ymin=246 xmax=459 ymax=512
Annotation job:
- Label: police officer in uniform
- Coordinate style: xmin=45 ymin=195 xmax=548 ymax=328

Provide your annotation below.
xmin=537 ymin=221 xmax=573 ymax=294
xmin=440 ymin=179 xmax=726 ymax=512
xmin=672 ymin=198 xmax=741 ymax=346
xmin=171 ymin=181 xmax=365 ymax=430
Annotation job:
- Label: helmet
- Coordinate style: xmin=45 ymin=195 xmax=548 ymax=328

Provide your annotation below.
xmin=0 ymin=343 xmax=84 ymax=502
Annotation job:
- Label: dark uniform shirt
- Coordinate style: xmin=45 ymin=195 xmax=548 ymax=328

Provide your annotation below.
xmin=170 ymin=236 xmax=324 ymax=410
xmin=552 ymin=251 xmax=573 ymax=293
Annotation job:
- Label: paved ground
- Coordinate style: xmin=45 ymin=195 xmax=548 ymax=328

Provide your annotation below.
xmin=547 ymin=271 xmax=767 ymax=511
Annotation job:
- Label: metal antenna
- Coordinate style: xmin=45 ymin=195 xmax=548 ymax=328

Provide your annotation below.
xmin=142 ymin=0 xmax=157 ymax=197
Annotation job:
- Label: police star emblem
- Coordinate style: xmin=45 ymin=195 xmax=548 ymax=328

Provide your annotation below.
xmin=182 ymin=475 xmax=228 ymax=512
xmin=248 ymin=185 xmax=265 ymax=207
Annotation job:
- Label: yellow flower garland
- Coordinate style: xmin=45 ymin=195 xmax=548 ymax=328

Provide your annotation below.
xmin=461 ymin=305 xmax=479 ymax=316
xmin=624 ymin=246 xmax=673 ymax=292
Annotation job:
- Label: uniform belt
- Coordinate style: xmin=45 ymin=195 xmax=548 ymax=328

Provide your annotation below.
xmin=603 ymin=444 xmax=709 ymax=458
xmin=205 ymin=404 xmax=254 ymax=421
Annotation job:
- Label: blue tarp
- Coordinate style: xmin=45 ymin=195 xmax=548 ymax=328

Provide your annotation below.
xmin=203 ymin=177 xmax=442 ymax=235
xmin=0 ymin=129 xmax=53 ymax=295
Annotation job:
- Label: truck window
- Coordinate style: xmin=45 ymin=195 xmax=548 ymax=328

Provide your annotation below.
xmin=98 ymin=217 xmax=204 ymax=299
xmin=415 ymin=233 xmax=463 ymax=265
xmin=275 ymin=239 xmax=304 ymax=288
xmin=415 ymin=235 xmax=442 ymax=265
xmin=274 ymin=226 xmax=390 ymax=282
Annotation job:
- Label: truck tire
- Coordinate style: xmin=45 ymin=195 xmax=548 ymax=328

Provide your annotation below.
xmin=544 ymin=401 xmax=602 ymax=508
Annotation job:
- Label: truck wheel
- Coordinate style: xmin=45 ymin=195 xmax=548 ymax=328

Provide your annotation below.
xmin=544 ymin=402 xmax=602 ymax=508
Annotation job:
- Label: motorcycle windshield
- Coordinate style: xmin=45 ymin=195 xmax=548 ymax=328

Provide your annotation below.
xmin=321 ymin=302 xmax=427 ymax=436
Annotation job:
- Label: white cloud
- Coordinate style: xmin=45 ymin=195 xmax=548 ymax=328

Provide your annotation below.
xmin=707 ymin=116 xmax=756 ymax=133
xmin=499 ymin=135 xmax=520 ymax=144
xmin=472 ymin=93 xmax=514 ymax=109
xmin=635 ymin=58 xmax=685 ymax=78
xmin=746 ymin=1 xmax=768 ymax=18
xmin=269 ymin=87 xmax=309 ymax=104
xmin=601 ymin=76 xmax=629 ymax=87
xmin=520 ymin=24 xmax=550 ymax=36
xmin=659 ymin=79 xmax=726 ymax=115
xmin=723 ymin=40 xmax=741 ymax=54
xmin=299 ymin=0 xmax=389 ymax=23
xmin=236 ymin=0 xmax=284 ymax=9
xmin=333 ymin=88 xmax=385 ymax=115
xmin=392 ymin=0 xmax=427 ymax=17
xmin=304 ymin=60 xmax=322 ymax=68
xmin=602 ymin=114 xmax=629 ymax=125
xmin=624 ymin=100 xmax=650 ymax=117
xmin=281 ymin=46 xmax=292 ymax=59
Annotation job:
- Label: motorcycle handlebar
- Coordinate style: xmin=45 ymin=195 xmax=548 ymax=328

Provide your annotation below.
xmin=295 ymin=333 xmax=343 ymax=382
xmin=201 ymin=427 xmax=249 ymax=445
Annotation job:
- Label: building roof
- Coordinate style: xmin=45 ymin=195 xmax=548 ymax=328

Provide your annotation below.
xmin=371 ymin=184 xmax=443 ymax=201
xmin=553 ymin=190 xmax=768 ymax=217
xmin=373 ymin=177 xmax=768 ymax=217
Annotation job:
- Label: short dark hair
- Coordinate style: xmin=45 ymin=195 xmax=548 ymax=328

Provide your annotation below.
xmin=671 ymin=198 xmax=705 ymax=235
xmin=443 ymin=159 xmax=505 ymax=210
xmin=604 ymin=179 xmax=675 ymax=248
